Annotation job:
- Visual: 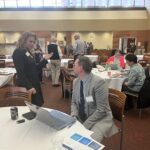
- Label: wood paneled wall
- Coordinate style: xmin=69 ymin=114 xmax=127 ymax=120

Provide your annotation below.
xmin=113 ymin=30 xmax=150 ymax=52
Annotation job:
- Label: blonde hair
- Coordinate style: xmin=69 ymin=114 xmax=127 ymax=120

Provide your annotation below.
xmin=17 ymin=31 xmax=37 ymax=49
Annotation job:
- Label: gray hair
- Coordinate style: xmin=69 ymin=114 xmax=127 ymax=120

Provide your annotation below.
xmin=17 ymin=31 xmax=37 ymax=49
xmin=51 ymin=36 xmax=57 ymax=43
xmin=78 ymin=56 xmax=92 ymax=73
xmin=74 ymin=34 xmax=80 ymax=40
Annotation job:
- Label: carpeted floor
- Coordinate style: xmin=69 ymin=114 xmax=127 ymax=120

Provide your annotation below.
xmin=41 ymin=78 xmax=150 ymax=150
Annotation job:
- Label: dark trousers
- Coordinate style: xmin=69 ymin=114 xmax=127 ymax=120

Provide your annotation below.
xmin=122 ymin=85 xmax=139 ymax=110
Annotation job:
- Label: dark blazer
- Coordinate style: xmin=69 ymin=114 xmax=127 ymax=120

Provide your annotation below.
xmin=13 ymin=48 xmax=48 ymax=106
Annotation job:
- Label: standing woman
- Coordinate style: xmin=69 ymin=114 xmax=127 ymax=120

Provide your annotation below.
xmin=48 ymin=36 xmax=62 ymax=86
xmin=13 ymin=32 xmax=52 ymax=106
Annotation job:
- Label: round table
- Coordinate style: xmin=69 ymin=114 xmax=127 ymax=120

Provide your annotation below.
xmin=0 ymin=107 xmax=95 ymax=150
xmin=92 ymin=68 xmax=126 ymax=91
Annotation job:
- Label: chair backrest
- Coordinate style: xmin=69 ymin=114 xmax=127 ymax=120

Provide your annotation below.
xmin=0 ymin=55 xmax=6 ymax=59
xmin=0 ymin=86 xmax=32 ymax=107
xmin=60 ymin=67 xmax=73 ymax=82
xmin=109 ymin=88 xmax=126 ymax=121
xmin=143 ymin=55 xmax=150 ymax=64
xmin=68 ymin=60 xmax=74 ymax=68
xmin=13 ymin=73 xmax=18 ymax=86
xmin=0 ymin=60 xmax=5 ymax=68
xmin=138 ymin=60 xmax=147 ymax=67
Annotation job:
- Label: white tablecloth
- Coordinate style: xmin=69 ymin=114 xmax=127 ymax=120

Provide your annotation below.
xmin=47 ymin=58 xmax=73 ymax=68
xmin=45 ymin=59 xmax=74 ymax=77
xmin=0 ymin=107 xmax=103 ymax=150
xmin=0 ymin=68 xmax=16 ymax=87
xmin=84 ymin=55 xmax=98 ymax=62
xmin=92 ymin=68 xmax=126 ymax=91
xmin=0 ymin=58 xmax=13 ymax=63
xmin=137 ymin=55 xmax=143 ymax=61
xmin=124 ymin=55 xmax=143 ymax=63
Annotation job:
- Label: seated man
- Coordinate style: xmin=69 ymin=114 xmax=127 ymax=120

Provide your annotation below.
xmin=123 ymin=54 xmax=145 ymax=93
xmin=71 ymin=56 xmax=118 ymax=142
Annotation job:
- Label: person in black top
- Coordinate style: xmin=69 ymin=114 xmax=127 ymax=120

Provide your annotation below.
xmin=48 ymin=36 xmax=62 ymax=86
xmin=13 ymin=32 xmax=53 ymax=106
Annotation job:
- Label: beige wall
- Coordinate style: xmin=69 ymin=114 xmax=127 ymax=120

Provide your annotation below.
xmin=72 ymin=32 xmax=113 ymax=49
xmin=0 ymin=9 xmax=149 ymax=31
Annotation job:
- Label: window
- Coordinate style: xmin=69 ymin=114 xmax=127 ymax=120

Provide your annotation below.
xmin=82 ymin=0 xmax=95 ymax=7
xmin=0 ymin=0 xmax=146 ymax=8
xmin=5 ymin=0 xmax=17 ymax=8
xmin=95 ymin=0 xmax=108 ymax=7
xmin=44 ymin=0 xmax=55 ymax=7
xmin=69 ymin=0 xmax=82 ymax=7
xmin=122 ymin=0 xmax=134 ymax=7
xmin=18 ymin=0 xmax=30 ymax=7
xmin=135 ymin=0 xmax=145 ymax=7
xmin=0 ymin=0 xmax=4 ymax=8
xmin=30 ymin=0 xmax=43 ymax=7
xmin=109 ymin=0 xmax=121 ymax=7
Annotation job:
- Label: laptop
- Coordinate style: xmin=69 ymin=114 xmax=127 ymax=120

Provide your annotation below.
xmin=36 ymin=108 xmax=76 ymax=130
xmin=22 ymin=101 xmax=40 ymax=120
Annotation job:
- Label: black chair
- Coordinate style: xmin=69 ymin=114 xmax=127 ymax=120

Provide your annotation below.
xmin=124 ymin=77 xmax=150 ymax=118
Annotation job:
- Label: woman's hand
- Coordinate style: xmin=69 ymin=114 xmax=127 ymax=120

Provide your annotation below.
xmin=28 ymin=88 xmax=36 ymax=94
xmin=44 ymin=53 xmax=53 ymax=60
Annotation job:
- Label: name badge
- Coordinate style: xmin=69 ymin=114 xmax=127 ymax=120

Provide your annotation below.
xmin=85 ymin=96 xmax=94 ymax=103
xmin=25 ymin=52 xmax=30 ymax=57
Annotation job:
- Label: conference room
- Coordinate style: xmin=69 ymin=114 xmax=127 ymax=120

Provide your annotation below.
xmin=0 ymin=0 xmax=150 ymax=150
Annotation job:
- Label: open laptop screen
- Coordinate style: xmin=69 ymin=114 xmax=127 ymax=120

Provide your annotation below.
xmin=36 ymin=108 xmax=76 ymax=130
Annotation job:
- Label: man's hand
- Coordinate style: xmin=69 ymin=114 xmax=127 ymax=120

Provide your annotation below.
xmin=44 ymin=53 xmax=53 ymax=60
xmin=28 ymin=88 xmax=36 ymax=94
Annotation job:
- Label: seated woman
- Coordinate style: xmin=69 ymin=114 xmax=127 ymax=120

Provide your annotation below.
xmin=106 ymin=49 xmax=125 ymax=69
xmin=123 ymin=54 xmax=145 ymax=93
xmin=123 ymin=54 xmax=146 ymax=109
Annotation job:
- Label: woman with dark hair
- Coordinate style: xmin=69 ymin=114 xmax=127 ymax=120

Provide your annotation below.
xmin=13 ymin=32 xmax=53 ymax=106
xmin=123 ymin=54 xmax=145 ymax=93
xmin=123 ymin=54 xmax=145 ymax=109
xmin=106 ymin=49 xmax=125 ymax=69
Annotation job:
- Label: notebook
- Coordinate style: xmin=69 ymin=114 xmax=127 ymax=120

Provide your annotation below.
xmin=22 ymin=101 xmax=40 ymax=120
xmin=36 ymin=108 xmax=76 ymax=130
